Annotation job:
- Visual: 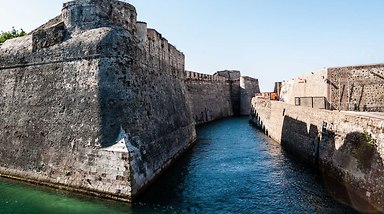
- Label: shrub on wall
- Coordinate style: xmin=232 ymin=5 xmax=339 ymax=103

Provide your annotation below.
xmin=353 ymin=131 xmax=376 ymax=172
xmin=0 ymin=27 xmax=26 ymax=44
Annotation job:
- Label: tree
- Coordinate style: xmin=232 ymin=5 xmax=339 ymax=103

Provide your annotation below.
xmin=0 ymin=27 xmax=26 ymax=44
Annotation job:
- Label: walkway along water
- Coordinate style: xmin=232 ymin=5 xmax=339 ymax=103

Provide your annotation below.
xmin=0 ymin=117 xmax=359 ymax=213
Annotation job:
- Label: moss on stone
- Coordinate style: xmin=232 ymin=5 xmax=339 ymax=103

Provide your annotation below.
xmin=353 ymin=131 xmax=376 ymax=172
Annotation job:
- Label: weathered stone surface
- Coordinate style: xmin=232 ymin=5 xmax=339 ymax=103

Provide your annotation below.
xmin=240 ymin=76 xmax=260 ymax=115
xmin=215 ymin=70 xmax=242 ymax=116
xmin=184 ymin=70 xmax=259 ymax=124
xmin=0 ymin=0 xmax=260 ymax=202
xmin=251 ymin=98 xmax=384 ymax=212
xmin=0 ymin=0 xmax=195 ymax=202
xmin=185 ymin=71 xmax=233 ymax=124
xmin=328 ymin=64 xmax=384 ymax=112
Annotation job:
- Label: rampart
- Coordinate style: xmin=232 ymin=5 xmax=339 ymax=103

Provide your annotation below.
xmin=0 ymin=0 xmax=195 ymax=202
xmin=251 ymin=98 xmax=384 ymax=212
xmin=184 ymin=70 xmax=259 ymax=124
xmin=184 ymin=71 xmax=233 ymax=125
xmin=0 ymin=0 xmax=260 ymax=202
xmin=240 ymin=76 xmax=260 ymax=115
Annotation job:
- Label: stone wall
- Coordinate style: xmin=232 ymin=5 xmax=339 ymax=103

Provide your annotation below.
xmin=328 ymin=64 xmax=384 ymax=112
xmin=215 ymin=70 xmax=242 ymax=116
xmin=0 ymin=0 xmax=195 ymax=202
xmin=251 ymin=98 xmax=384 ymax=212
xmin=240 ymin=76 xmax=260 ymax=115
xmin=184 ymin=70 xmax=259 ymax=124
xmin=280 ymin=64 xmax=384 ymax=112
xmin=184 ymin=71 xmax=233 ymax=125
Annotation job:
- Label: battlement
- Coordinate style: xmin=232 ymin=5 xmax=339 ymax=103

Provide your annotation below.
xmin=185 ymin=70 xmax=227 ymax=81
xmin=143 ymin=28 xmax=185 ymax=75
xmin=214 ymin=70 xmax=241 ymax=81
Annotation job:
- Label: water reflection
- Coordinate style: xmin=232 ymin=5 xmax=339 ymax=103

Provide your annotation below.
xmin=136 ymin=117 xmax=358 ymax=213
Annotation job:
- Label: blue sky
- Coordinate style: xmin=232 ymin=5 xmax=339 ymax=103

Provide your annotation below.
xmin=1 ymin=0 xmax=383 ymax=91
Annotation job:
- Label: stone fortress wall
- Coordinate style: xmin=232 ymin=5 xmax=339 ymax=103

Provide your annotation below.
xmin=280 ymin=64 xmax=384 ymax=112
xmin=0 ymin=0 xmax=259 ymax=202
xmin=240 ymin=76 xmax=260 ymax=115
xmin=251 ymin=98 xmax=384 ymax=212
xmin=184 ymin=70 xmax=260 ymax=124
xmin=0 ymin=0 xmax=196 ymax=202
xmin=255 ymin=62 xmax=384 ymax=212
xmin=184 ymin=71 xmax=233 ymax=125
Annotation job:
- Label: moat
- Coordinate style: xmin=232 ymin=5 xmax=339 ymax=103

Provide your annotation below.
xmin=0 ymin=118 xmax=358 ymax=213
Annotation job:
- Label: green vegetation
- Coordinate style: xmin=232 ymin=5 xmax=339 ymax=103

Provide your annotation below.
xmin=354 ymin=131 xmax=376 ymax=172
xmin=0 ymin=27 xmax=26 ymax=44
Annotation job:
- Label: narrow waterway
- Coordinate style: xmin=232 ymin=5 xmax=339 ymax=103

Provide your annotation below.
xmin=0 ymin=117 xmax=358 ymax=213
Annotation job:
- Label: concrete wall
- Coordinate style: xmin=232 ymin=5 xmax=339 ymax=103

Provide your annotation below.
xmin=0 ymin=0 xmax=195 ymax=202
xmin=328 ymin=64 xmax=384 ymax=112
xmin=240 ymin=76 xmax=260 ymax=115
xmin=251 ymin=98 xmax=384 ymax=212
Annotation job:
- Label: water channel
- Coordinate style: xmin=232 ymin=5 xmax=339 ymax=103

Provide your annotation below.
xmin=0 ymin=117 xmax=358 ymax=213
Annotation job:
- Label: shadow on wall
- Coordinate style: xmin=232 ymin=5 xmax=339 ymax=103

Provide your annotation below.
xmin=134 ymin=145 xmax=194 ymax=204
xmin=251 ymin=112 xmax=268 ymax=137
xmin=323 ymin=131 xmax=384 ymax=213
xmin=97 ymin=30 xmax=193 ymax=148
xmin=280 ymin=116 xmax=332 ymax=166
xmin=280 ymin=116 xmax=383 ymax=212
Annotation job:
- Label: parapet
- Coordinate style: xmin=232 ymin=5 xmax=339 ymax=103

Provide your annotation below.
xmin=185 ymin=70 xmax=228 ymax=81
xmin=136 ymin=21 xmax=147 ymax=46
xmin=328 ymin=63 xmax=384 ymax=70
xmin=240 ymin=76 xmax=260 ymax=90
xmin=143 ymin=28 xmax=185 ymax=74
xmin=62 ymin=0 xmax=137 ymax=33
xmin=214 ymin=70 xmax=241 ymax=81
xmin=240 ymin=76 xmax=259 ymax=82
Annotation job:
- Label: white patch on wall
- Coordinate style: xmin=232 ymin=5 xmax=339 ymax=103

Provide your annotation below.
xmin=101 ymin=127 xmax=131 ymax=153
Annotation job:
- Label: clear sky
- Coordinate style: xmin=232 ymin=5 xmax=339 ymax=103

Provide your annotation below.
xmin=1 ymin=0 xmax=384 ymax=91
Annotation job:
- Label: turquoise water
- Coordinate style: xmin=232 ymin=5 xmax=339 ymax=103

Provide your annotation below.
xmin=0 ymin=117 xmax=358 ymax=213
xmin=0 ymin=178 xmax=134 ymax=214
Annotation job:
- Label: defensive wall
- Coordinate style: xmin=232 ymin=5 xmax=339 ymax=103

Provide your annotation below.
xmin=0 ymin=0 xmax=196 ymax=202
xmin=251 ymin=98 xmax=384 ymax=212
xmin=240 ymin=76 xmax=260 ymax=115
xmin=280 ymin=63 xmax=384 ymax=111
xmin=0 ymin=0 xmax=259 ymax=202
xmin=184 ymin=70 xmax=233 ymax=125
xmin=184 ymin=70 xmax=259 ymax=124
